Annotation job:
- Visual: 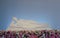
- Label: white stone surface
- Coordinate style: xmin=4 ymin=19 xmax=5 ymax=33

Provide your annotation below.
xmin=6 ymin=17 xmax=52 ymax=31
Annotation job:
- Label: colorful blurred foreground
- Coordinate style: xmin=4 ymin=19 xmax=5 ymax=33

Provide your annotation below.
xmin=0 ymin=30 xmax=60 ymax=38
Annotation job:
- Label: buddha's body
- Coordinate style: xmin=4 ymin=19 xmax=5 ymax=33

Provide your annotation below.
xmin=6 ymin=17 xmax=52 ymax=31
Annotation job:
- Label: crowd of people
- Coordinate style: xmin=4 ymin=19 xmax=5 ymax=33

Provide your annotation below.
xmin=0 ymin=30 xmax=60 ymax=38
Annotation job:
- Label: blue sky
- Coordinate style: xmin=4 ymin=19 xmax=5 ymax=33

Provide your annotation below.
xmin=0 ymin=0 xmax=60 ymax=30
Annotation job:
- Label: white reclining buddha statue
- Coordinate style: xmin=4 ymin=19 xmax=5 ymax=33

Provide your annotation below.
xmin=6 ymin=17 xmax=52 ymax=31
